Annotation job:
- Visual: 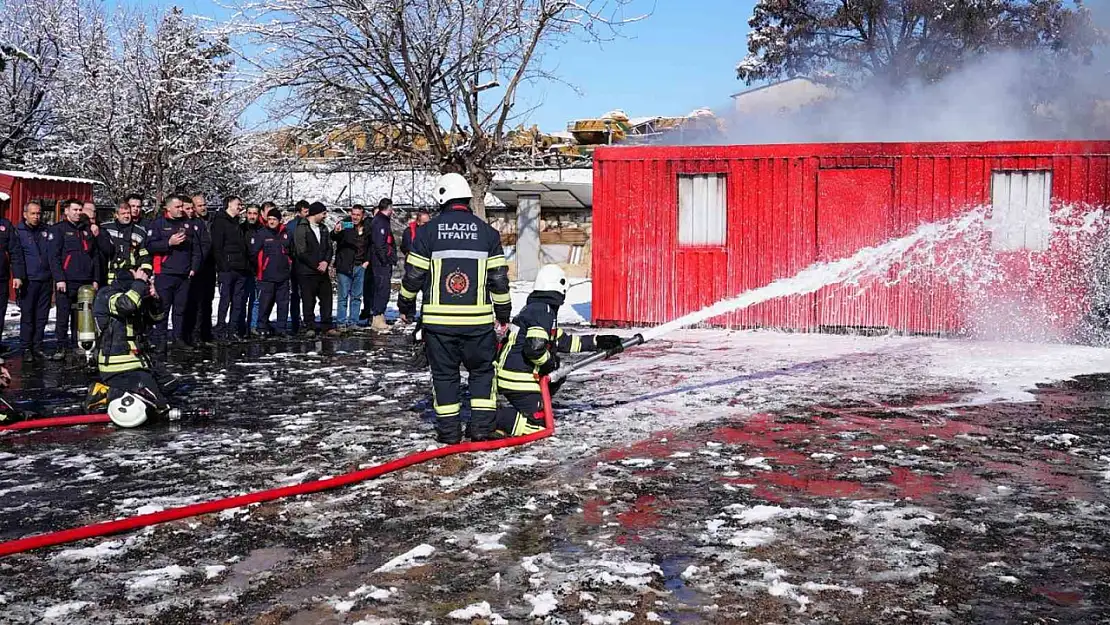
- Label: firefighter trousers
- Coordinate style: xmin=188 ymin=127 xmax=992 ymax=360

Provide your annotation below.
xmin=494 ymin=379 xmax=564 ymax=437
xmin=424 ymin=329 xmax=498 ymax=441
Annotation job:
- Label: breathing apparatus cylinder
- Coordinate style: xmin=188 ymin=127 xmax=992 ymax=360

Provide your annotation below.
xmin=76 ymin=284 xmax=98 ymax=354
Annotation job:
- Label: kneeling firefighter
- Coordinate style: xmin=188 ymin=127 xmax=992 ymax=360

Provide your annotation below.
xmin=84 ymin=268 xmax=176 ymax=427
xmin=492 ymin=265 xmax=623 ymax=438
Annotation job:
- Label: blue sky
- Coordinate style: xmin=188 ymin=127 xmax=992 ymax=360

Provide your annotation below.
xmin=141 ymin=0 xmax=760 ymax=132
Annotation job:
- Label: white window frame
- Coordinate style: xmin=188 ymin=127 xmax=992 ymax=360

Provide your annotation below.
xmin=989 ymin=170 xmax=1052 ymax=252
xmin=678 ymin=173 xmax=727 ymax=246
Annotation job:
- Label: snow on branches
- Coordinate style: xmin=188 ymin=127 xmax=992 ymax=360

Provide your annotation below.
xmin=737 ymin=0 xmax=1107 ymax=87
xmin=1 ymin=0 xmax=256 ymax=201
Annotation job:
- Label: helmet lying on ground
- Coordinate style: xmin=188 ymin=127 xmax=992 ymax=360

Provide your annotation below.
xmin=107 ymin=392 xmax=149 ymax=428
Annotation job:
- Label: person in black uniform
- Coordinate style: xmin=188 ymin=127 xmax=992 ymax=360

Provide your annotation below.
xmin=146 ymin=195 xmax=202 ymax=351
xmin=182 ymin=195 xmax=215 ymax=345
xmin=366 ymin=198 xmax=396 ymax=332
xmin=99 ymin=198 xmax=153 ymax=285
xmin=492 ymin=264 xmax=622 ymax=438
xmin=15 ymin=201 xmax=51 ymax=361
xmin=48 ymin=199 xmax=101 ymax=361
xmin=287 ymin=200 xmax=310 ymax=333
xmin=0 ymin=208 xmax=24 ymax=353
xmin=397 ymin=173 xmax=512 ymax=444
xmin=249 ymin=207 xmax=294 ymax=336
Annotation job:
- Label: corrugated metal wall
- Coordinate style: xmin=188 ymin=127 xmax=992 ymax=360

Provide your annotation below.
xmin=592 ymin=141 xmax=1110 ymax=335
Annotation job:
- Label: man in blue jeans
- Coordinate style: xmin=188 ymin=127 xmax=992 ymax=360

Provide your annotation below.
xmin=331 ymin=204 xmax=371 ymax=328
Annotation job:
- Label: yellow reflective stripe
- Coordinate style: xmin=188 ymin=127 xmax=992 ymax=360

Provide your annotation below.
xmin=570 ymin=335 xmax=582 ymax=353
xmin=472 ymin=398 xmax=497 ymax=410
xmin=497 ymin=331 xmax=517 ymax=370
xmin=531 ymin=350 xmax=550 ymax=366
xmin=497 ymin=368 xmax=537 ymax=382
xmin=422 ymin=304 xmax=494 ymax=314
xmin=422 ymin=313 xmax=495 ymax=326
xmin=98 ymin=360 xmax=143 ymax=373
xmin=487 ymin=255 xmax=508 ymax=269
xmin=491 ymin=291 xmax=511 ymax=305
xmin=497 ymin=379 xmax=541 ymax=392
xmin=476 ymin=258 xmax=486 ymax=306
xmin=512 ymin=415 xmax=546 ymax=436
xmin=400 ymin=285 xmax=418 ymax=299
xmin=407 ymin=253 xmax=431 ymax=270
xmin=526 ymin=326 xmax=548 ymax=340
xmin=434 ymin=402 xmax=461 ymax=416
xmin=431 ymin=259 xmax=442 ymax=306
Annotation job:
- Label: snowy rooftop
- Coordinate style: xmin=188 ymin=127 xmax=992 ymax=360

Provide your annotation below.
xmin=0 ymin=169 xmax=101 ymax=185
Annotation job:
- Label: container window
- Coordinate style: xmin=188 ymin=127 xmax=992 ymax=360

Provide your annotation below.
xmin=990 ymin=170 xmax=1052 ymax=251
xmin=678 ymin=174 xmax=727 ymax=246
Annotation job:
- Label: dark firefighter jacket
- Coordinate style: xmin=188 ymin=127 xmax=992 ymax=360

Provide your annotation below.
xmin=331 ymin=220 xmax=371 ymax=275
xmin=249 ymin=224 xmax=293 ymax=283
xmin=146 ymin=215 xmax=203 ymax=276
xmin=49 ymin=219 xmax=100 ymax=284
xmin=94 ymin=275 xmax=165 ymax=375
xmin=398 ymin=202 xmax=510 ymax=335
xmin=0 ymin=218 xmax=25 ymax=283
xmin=370 ymin=212 xmax=396 ymax=267
xmin=15 ymin=221 xmax=51 ymax=281
xmin=98 ymin=220 xmax=152 ymax=282
xmin=210 ymin=211 xmax=250 ymax=274
xmin=293 ymin=220 xmax=333 ymax=277
xmin=495 ymin=290 xmax=599 ymax=394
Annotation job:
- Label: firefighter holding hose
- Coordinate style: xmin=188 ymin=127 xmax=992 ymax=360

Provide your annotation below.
xmin=83 ymin=267 xmax=175 ymax=427
xmin=492 ymin=265 xmax=624 ymax=438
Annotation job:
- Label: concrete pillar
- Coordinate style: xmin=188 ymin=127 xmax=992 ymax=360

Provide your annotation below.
xmin=516 ymin=194 xmax=541 ymax=282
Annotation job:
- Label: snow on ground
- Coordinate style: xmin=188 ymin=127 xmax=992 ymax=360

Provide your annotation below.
xmin=1 ymin=306 xmax=1109 ymax=621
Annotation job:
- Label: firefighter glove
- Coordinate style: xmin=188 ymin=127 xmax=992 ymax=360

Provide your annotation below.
xmin=596 ymin=335 xmax=624 ymax=353
xmin=538 ymin=354 xmax=560 ymax=377
xmin=397 ymin=296 xmax=416 ymax=319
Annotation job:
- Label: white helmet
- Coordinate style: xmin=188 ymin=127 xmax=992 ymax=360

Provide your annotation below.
xmin=534 ymin=264 xmax=568 ymax=296
xmin=433 ymin=173 xmax=473 ymax=205
xmin=107 ymin=392 xmax=149 ymax=428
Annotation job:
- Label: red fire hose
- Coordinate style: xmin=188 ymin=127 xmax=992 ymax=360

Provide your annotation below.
xmin=0 ymin=413 xmax=111 ymax=431
xmin=0 ymin=378 xmax=557 ymax=558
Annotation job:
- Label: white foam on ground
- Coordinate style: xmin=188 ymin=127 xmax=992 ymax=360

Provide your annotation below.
xmin=374 ymin=544 xmax=435 ymax=573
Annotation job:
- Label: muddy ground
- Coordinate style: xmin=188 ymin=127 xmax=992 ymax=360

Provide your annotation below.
xmin=0 ymin=330 xmax=1109 ymax=624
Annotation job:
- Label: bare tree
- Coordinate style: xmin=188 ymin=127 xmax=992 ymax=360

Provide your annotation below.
xmin=233 ymin=0 xmax=644 ymax=217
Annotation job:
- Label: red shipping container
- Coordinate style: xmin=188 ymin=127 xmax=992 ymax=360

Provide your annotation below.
xmin=592 ymin=141 xmax=1110 ymax=338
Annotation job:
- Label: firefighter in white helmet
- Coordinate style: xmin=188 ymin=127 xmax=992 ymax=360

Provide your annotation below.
xmin=397 ymin=173 xmax=512 ymax=444
xmin=491 ymin=264 xmax=623 ymax=438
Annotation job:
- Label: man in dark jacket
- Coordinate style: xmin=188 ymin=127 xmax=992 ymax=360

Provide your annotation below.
xmin=146 ymin=195 xmax=202 ymax=351
xmin=49 ymin=198 xmax=101 ymax=361
xmin=182 ymin=194 xmax=215 ymax=345
xmin=287 ymin=200 xmax=309 ymax=334
xmin=293 ymin=202 xmax=338 ymax=337
xmin=211 ymin=196 xmax=250 ymax=339
xmin=15 ymin=201 xmax=51 ymax=360
xmin=243 ymin=203 xmax=265 ymax=332
xmin=0 ymin=207 xmax=25 ymax=353
xmin=365 ymin=197 xmax=396 ymax=333
xmin=250 ymin=207 xmax=293 ymax=336
xmin=331 ymin=204 xmax=371 ymax=328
